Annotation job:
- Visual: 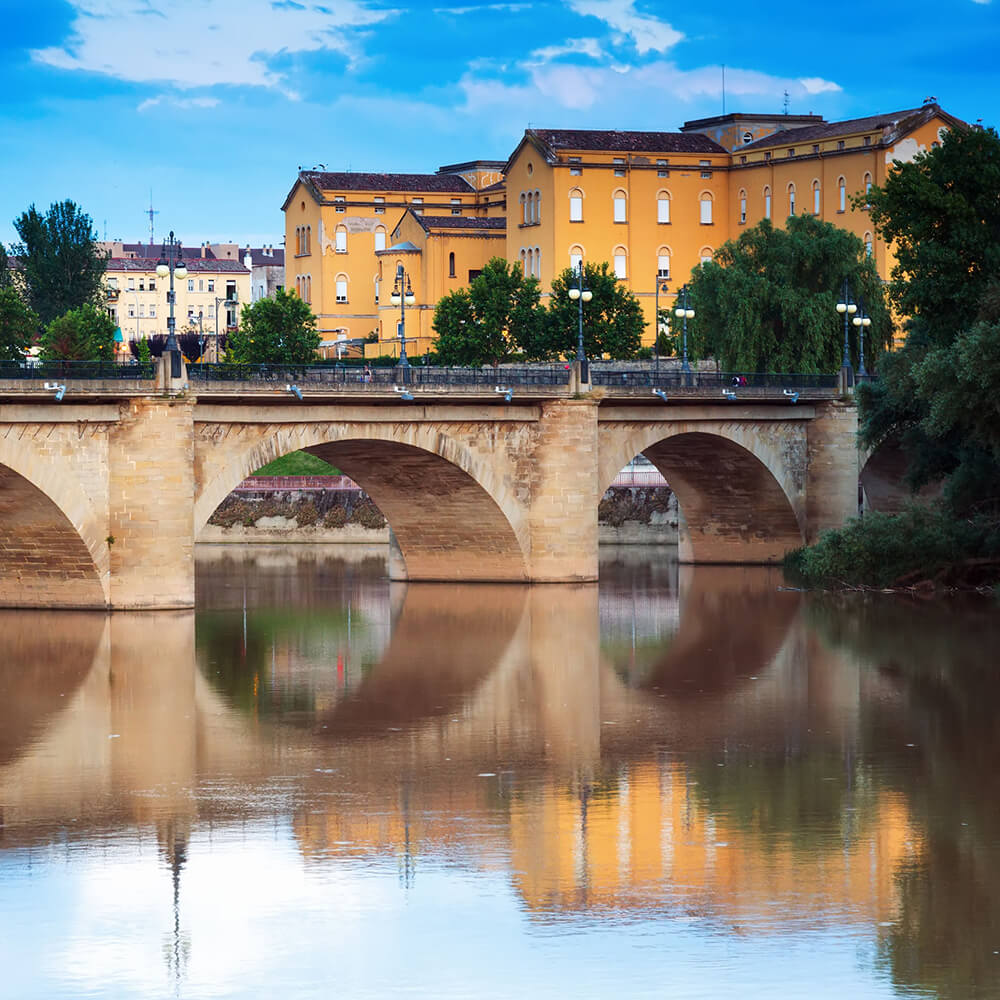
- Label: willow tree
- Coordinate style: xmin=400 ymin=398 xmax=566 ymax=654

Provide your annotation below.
xmin=685 ymin=215 xmax=891 ymax=373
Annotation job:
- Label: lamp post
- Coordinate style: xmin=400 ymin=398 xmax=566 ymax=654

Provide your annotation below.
xmin=156 ymin=232 xmax=188 ymax=379
xmin=653 ymin=276 xmax=670 ymax=371
xmin=853 ymin=296 xmax=872 ymax=378
xmin=567 ymin=260 xmax=592 ymax=383
xmin=390 ymin=263 xmax=415 ymax=381
xmin=836 ymin=278 xmax=858 ymax=387
xmin=214 ymin=295 xmax=237 ymax=362
xmin=674 ymin=284 xmax=693 ymax=377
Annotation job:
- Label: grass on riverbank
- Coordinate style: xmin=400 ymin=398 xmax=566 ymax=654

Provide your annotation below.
xmin=784 ymin=505 xmax=1000 ymax=591
xmin=250 ymin=451 xmax=340 ymax=476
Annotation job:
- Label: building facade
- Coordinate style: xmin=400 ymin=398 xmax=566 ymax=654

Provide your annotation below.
xmin=283 ymin=101 xmax=962 ymax=355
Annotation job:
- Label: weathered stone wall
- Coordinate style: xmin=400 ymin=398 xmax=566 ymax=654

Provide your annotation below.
xmin=805 ymin=401 xmax=860 ymax=541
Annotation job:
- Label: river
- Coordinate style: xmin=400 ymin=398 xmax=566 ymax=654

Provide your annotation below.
xmin=2 ymin=545 xmax=999 ymax=999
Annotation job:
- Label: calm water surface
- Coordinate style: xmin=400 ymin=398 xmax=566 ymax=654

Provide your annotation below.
xmin=2 ymin=545 xmax=1000 ymax=999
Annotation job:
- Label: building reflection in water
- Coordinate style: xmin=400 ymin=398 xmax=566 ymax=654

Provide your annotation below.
xmin=1 ymin=545 xmax=999 ymax=997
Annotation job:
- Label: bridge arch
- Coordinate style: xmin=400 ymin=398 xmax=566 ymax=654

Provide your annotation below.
xmin=195 ymin=421 xmax=530 ymax=582
xmin=599 ymin=421 xmax=805 ymax=563
xmin=0 ymin=439 xmax=108 ymax=607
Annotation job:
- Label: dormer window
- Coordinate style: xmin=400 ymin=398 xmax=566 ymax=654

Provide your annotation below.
xmin=787 ymin=148 xmax=795 ymax=158
xmin=837 ymin=140 xmax=846 ymax=151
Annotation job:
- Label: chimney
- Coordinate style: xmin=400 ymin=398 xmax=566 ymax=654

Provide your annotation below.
xmin=201 ymin=243 xmax=206 ymax=259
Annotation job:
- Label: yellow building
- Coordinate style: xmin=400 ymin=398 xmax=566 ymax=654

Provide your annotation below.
xmin=282 ymin=101 xmax=963 ymax=354
xmin=102 ymin=245 xmax=251 ymax=358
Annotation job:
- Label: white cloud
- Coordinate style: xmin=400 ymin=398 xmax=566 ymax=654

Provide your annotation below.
xmin=567 ymin=0 xmax=683 ymax=54
xmin=32 ymin=0 xmax=391 ymax=90
xmin=799 ymin=77 xmax=842 ymax=95
xmin=527 ymin=37 xmax=606 ymax=64
xmin=137 ymin=95 xmax=221 ymax=112
xmin=433 ymin=2 xmax=532 ymax=12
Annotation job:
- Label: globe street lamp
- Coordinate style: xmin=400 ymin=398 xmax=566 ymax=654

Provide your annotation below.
xmin=674 ymin=284 xmax=693 ymax=376
xmin=853 ymin=296 xmax=872 ymax=378
xmin=390 ymin=263 xmax=415 ymax=381
xmin=836 ymin=278 xmax=858 ymax=388
xmin=214 ymin=294 xmax=238 ymax=362
xmin=156 ymin=232 xmax=188 ymax=379
xmin=568 ymin=261 xmax=592 ymax=383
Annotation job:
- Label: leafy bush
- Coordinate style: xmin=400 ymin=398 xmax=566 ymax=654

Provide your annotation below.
xmin=323 ymin=506 xmax=349 ymax=528
xmin=784 ymin=505 xmax=1000 ymax=588
xmin=350 ymin=501 xmax=386 ymax=529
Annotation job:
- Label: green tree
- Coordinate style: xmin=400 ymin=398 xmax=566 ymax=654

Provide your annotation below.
xmin=685 ymin=215 xmax=891 ymax=372
xmin=858 ymin=125 xmax=1000 ymax=511
xmin=227 ymin=289 xmax=320 ymax=364
xmin=40 ymin=303 xmax=116 ymax=360
xmin=0 ymin=243 xmax=12 ymax=290
xmin=0 ymin=286 xmax=38 ymax=361
xmin=546 ymin=262 xmax=645 ymax=360
xmin=137 ymin=337 xmax=153 ymax=365
xmin=432 ymin=257 xmax=545 ymax=365
xmin=12 ymin=200 xmax=107 ymax=328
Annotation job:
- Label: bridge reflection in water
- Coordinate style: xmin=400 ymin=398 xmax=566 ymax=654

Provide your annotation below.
xmin=1 ymin=549 xmax=998 ymax=998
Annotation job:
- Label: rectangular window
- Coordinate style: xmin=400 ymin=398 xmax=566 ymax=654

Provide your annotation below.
xmin=208 ymin=279 xmax=214 ymax=292
xmin=374 ymin=230 xmax=386 ymax=252
xmin=188 ymin=279 xmax=194 ymax=292
xmin=128 ymin=306 xmax=135 ymax=318
xmin=656 ymin=159 xmax=668 ymax=167
xmin=335 ymin=229 xmax=347 ymax=252
xmin=128 ymin=278 xmax=135 ymax=290
xmin=764 ymin=151 xmax=772 ymax=161
xmin=814 ymin=187 xmax=821 ymax=214
xmin=699 ymin=160 xmax=710 ymax=167
xmin=613 ymin=253 xmax=627 ymax=279
xmin=740 ymin=155 xmax=747 ymax=164
xmin=450 ymin=198 xmax=461 ymax=216
xmin=657 ymin=255 xmax=670 ymax=279
xmin=614 ymin=168 xmax=625 ymax=177
xmin=765 ymin=193 xmax=772 ymax=219
xmin=739 ymin=197 xmax=747 ymax=224
xmin=787 ymin=148 xmax=795 ymax=158
xmin=149 ymin=305 xmax=156 ymax=318
xmin=813 ymin=144 xmax=820 ymax=154
xmin=700 ymin=199 xmax=713 ymax=225
xmin=149 ymin=278 xmax=155 ymax=291
xmin=570 ymin=166 xmax=582 ymax=176
xmin=226 ymin=281 xmax=236 ymax=300
xmin=374 ymin=197 xmax=385 ymax=214
xmin=412 ymin=197 xmax=423 ymax=215
xmin=138 ymin=278 xmax=145 ymax=291
xmin=657 ymin=198 xmax=670 ymax=224
xmin=139 ymin=304 xmax=145 ymax=317
xmin=657 ymin=169 xmax=669 ymax=177
xmin=336 ymin=280 xmax=348 ymax=303
xmin=570 ymin=195 xmax=583 ymax=222
xmin=837 ymin=140 xmax=845 ymax=151
xmin=864 ymin=135 xmax=871 ymax=146
xmin=334 ymin=196 xmax=345 ymax=213
xmin=568 ymin=156 xmax=581 ymax=163
xmin=614 ymin=196 xmax=626 ymax=223
xmin=199 ymin=279 xmax=204 ymax=291
xmin=700 ymin=171 xmax=711 ymax=178
xmin=107 ymin=277 xmax=118 ymax=289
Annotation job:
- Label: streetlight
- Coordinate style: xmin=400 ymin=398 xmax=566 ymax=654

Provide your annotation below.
xmin=853 ymin=296 xmax=872 ymax=378
xmin=674 ymin=284 xmax=694 ymax=376
xmin=156 ymin=231 xmax=188 ymax=379
xmin=653 ymin=276 xmax=670 ymax=371
xmin=567 ymin=260 xmax=592 ymax=383
xmin=836 ymin=278 xmax=858 ymax=387
xmin=214 ymin=295 xmax=237 ymax=362
xmin=390 ymin=263 xmax=415 ymax=380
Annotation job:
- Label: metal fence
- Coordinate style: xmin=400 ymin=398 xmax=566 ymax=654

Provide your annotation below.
xmin=591 ymin=370 xmax=839 ymax=390
xmin=187 ymin=363 xmax=573 ymax=387
xmin=0 ymin=360 xmax=157 ymax=380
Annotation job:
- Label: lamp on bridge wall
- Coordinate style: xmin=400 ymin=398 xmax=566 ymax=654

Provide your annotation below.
xmin=653 ymin=277 xmax=670 ymax=371
xmin=390 ymin=264 xmax=415 ymax=382
xmin=568 ymin=261 xmax=592 ymax=383
xmin=853 ymin=297 xmax=871 ymax=378
xmin=836 ymin=279 xmax=857 ymax=388
xmin=156 ymin=232 xmax=188 ymax=379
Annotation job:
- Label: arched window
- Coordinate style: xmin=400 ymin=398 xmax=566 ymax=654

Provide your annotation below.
xmin=812 ymin=180 xmax=821 ymax=215
xmin=305 ymin=225 xmax=311 ymax=253
xmin=534 ymin=190 xmax=541 ymax=224
xmin=519 ymin=248 xmax=527 ymax=272
xmin=569 ymin=188 xmax=583 ymax=222
xmin=864 ymin=172 xmax=872 ymax=195
xmin=520 ymin=192 xmax=527 ymax=225
xmin=305 ymin=274 xmax=312 ymax=303
xmin=335 ymin=273 xmax=348 ymax=304
xmin=613 ymin=188 xmax=627 ymax=223
xmin=374 ymin=275 xmax=380 ymax=304
xmin=526 ymin=248 xmax=533 ymax=278
xmin=699 ymin=247 xmax=713 ymax=264
xmin=657 ymin=190 xmax=671 ymax=224
xmin=335 ymin=225 xmax=347 ymax=253
xmin=838 ymin=177 xmax=846 ymax=212
xmin=448 ymin=251 xmax=456 ymax=278
xmin=738 ymin=189 xmax=747 ymax=225
xmin=374 ymin=226 xmax=386 ymax=252
xmin=534 ymin=247 xmax=541 ymax=278
xmin=788 ymin=183 xmax=796 ymax=217
xmin=864 ymin=232 xmax=873 ymax=257
xmin=656 ymin=247 xmax=671 ymax=279
xmin=764 ymin=185 xmax=772 ymax=220
xmin=613 ymin=245 xmax=627 ymax=279
xmin=527 ymin=192 xmax=534 ymax=225
xmin=699 ymin=192 xmax=713 ymax=225
xmin=569 ymin=244 xmax=583 ymax=272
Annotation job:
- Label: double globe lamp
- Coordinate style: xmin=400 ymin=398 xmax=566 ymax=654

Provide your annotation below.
xmin=568 ymin=267 xmax=593 ymax=381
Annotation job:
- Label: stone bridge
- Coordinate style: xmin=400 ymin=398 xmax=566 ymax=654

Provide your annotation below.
xmin=0 ymin=363 xmax=857 ymax=609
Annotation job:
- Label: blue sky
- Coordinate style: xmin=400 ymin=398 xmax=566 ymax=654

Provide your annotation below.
xmin=1 ymin=0 xmax=998 ymax=249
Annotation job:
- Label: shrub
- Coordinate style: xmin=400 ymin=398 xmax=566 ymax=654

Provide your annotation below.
xmin=323 ymin=506 xmax=349 ymax=528
xmin=350 ymin=501 xmax=386 ymax=529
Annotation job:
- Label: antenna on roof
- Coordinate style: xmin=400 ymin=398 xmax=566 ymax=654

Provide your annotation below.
xmin=146 ymin=191 xmax=159 ymax=245
xmin=783 ymin=90 xmax=790 ymax=116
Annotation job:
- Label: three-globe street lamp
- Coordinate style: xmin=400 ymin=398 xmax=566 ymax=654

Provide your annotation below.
xmin=853 ymin=297 xmax=872 ymax=378
xmin=674 ymin=284 xmax=694 ymax=376
xmin=836 ymin=278 xmax=858 ymax=387
xmin=390 ymin=263 xmax=416 ymax=380
xmin=568 ymin=261 xmax=592 ymax=383
xmin=156 ymin=231 xmax=188 ymax=379
xmin=654 ymin=276 xmax=670 ymax=371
